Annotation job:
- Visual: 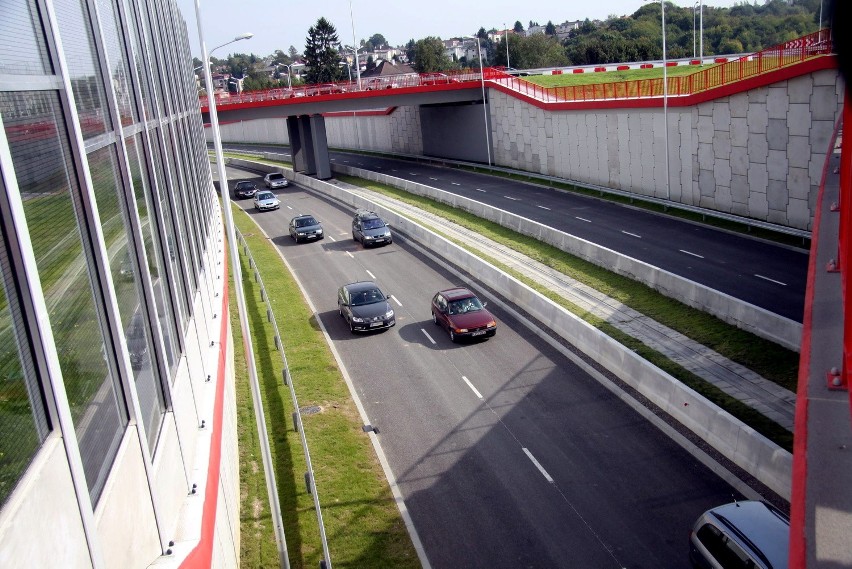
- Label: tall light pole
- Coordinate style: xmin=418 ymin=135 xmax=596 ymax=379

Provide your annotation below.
xmin=464 ymin=35 xmax=492 ymax=166
xmin=645 ymin=0 xmax=670 ymax=202
xmin=699 ymin=0 xmax=704 ymax=61
xmin=282 ymin=63 xmax=294 ymax=89
xmin=693 ymin=2 xmax=698 ymax=58
xmin=349 ymin=0 xmax=362 ymax=90
xmin=504 ymin=23 xmax=510 ymax=69
xmin=191 ymin=17 xmax=290 ymax=569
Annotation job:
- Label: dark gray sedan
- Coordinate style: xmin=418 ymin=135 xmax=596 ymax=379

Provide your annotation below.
xmin=337 ymin=281 xmax=395 ymax=333
xmin=288 ymin=214 xmax=324 ymax=243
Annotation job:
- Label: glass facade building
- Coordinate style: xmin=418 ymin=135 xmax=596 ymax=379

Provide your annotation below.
xmin=0 ymin=0 xmax=237 ymax=566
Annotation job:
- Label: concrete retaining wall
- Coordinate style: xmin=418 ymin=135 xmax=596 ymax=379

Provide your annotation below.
xmin=228 ymin=155 xmax=793 ymax=500
xmin=216 ymin=68 xmax=843 ymax=232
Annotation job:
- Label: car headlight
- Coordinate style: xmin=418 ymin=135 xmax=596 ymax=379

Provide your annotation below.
xmin=297 ymin=231 xmax=306 ymax=235
xmin=317 ymin=228 xmax=323 ymax=234
xmin=385 ymin=310 xmax=394 ymax=319
xmin=455 ymin=327 xmax=469 ymax=333
xmin=486 ymin=321 xmax=496 ymax=328
xmin=351 ymin=316 xmax=364 ymax=323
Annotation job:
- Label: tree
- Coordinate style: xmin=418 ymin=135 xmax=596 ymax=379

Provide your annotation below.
xmin=477 ymin=27 xmax=487 ymax=40
xmin=288 ymin=45 xmax=299 ymax=60
xmin=545 ymin=21 xmax=556 ymax=36
xmin=412 ymin=36 xmax=452 ymax=72
xmin=368 ymin=33 xmax=387 ymax=48
xmin=304 ymin=17 xmax=342 ymax=84
xmin=366 ymin=55 xmax=376 ymax=72
xmin=513 ymin=21 xmax=524 ymax=33
xmin=405 ymin=39 xmax=416 ymax=62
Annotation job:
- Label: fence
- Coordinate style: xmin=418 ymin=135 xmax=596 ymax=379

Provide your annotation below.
xmin=201 ymin=29 xmax=833 ymax=110
xmin=235 ymin=227 xmax=332 ymax=568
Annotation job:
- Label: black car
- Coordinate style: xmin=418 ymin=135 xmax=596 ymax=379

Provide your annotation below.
xmin=233 ymin=180 xmax=258 ymax=199
xmin=337 ymin=281 xmax=396 ymax=333
xmin=288 ymin=214 xmax=324 ymax=243
xmin=352 ymin=209 xmax=392 ymax=247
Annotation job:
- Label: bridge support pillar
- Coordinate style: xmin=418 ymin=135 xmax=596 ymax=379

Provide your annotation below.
xmin=286 ymin=115 xmax=331 ymax=180
xmin=308 ymin=114 xmax=331 ymax=180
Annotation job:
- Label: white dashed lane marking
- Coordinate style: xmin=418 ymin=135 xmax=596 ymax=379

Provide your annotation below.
xmin=755 ymin=274 xmax=788 ymax=286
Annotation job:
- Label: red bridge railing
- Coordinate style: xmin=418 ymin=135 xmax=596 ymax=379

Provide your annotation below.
xmin=200 ymin=30 xmax=833 ymax=110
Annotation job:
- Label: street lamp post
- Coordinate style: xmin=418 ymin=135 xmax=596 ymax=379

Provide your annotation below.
xmin=645 ymin=0 xmax=670 ymax=202
xmin=504 ymin=23 xmax=510 ymax=69
xmin=699 ymin=0 xmax=704 ymax=61
xmin=693 ymin=2 xmax=698 ymax=58
xmin=282 ymin=63 xmax=294 ymax=89
xmin=191 ymin=18 xmax=290 ymax=569
xmin=349 ymin=0 xmax=362 ymax=90
xmin=463 ymin=35 xmax=492 ymax=167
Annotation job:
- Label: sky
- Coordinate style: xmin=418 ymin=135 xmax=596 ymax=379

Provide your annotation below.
xmin=177 ymin=0 xmax=749 ymax=60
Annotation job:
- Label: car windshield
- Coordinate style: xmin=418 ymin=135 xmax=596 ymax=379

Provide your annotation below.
xmin=268 ymin=174 xmax=283 ymax=180
xmin=257 ymin=191 xmax=274 ymax=200
xmin=351 ymin=288 xmax=384 ymax=306
xmin=237 ymin=182 xmax=253 ymax=189
xmin=362 ymin=218 xmax=385 ymax=230
xmin=296 ymin=217 xmax=318 ymax=227
xmin=448 ymin=297 xmax=483 ymax=315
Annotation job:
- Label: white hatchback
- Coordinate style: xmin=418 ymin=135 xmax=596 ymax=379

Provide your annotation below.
xmin=263 ymin=172 xmax=289 ymax=189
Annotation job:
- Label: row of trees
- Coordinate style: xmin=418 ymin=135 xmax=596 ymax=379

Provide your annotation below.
xmin=199 ymin=0 xmax=824 ymax=91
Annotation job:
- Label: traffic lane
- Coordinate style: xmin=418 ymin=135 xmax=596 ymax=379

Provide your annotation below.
xmin=222 ymin=145 xmax=807 ymax=319
xmin=331 ymin=151 xmax=808 ymax=321
xmin=238 ymin=183 xmax=741 ymax=567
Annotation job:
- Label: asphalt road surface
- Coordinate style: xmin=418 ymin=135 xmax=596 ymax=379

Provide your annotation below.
xmin=223 ymin=166 xmax=751 ymax=568
xmin=225 ymin=144 xmax=809 ymax=322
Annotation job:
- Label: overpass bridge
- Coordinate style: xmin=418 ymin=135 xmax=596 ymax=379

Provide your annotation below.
xmin=203 ymin=32 xmax=852 ymax=567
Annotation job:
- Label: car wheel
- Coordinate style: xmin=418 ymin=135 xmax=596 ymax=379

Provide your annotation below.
xmin=449 ymin=329 xmax=457 ymax=343
xmin=431 ymin=311 xmax=438 ymax=325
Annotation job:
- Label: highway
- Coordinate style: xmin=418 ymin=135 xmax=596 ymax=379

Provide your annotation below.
xmin=224 ymin=165 xmax=752 ymax=568
xmin=226 ymin=144 xmax=809 ymax=322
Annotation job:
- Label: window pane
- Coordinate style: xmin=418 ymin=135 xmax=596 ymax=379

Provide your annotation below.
xmin=95 ymin=0 xmax=137 ymax=126
xmin=0 ymin=0 xmax=51 ymax=75
xmin=89 ymin=145 xmax=163 ymax=452
xmin=53 ymin=0 xmax=111 ymax=137
xmin=1 ymin=91 xmax=127 ymax=504
xmin=0 ymin=211 xmax=47 ymax=507
xmin=125 ymin=134 xmax=178 ymax=372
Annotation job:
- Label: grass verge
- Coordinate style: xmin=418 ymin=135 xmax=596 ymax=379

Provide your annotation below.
xmin=232 ymin=206 xmax=419 ymax=568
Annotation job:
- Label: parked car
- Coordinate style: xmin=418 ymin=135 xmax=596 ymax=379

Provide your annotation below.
xmin=689 ymin=500 xmax=789 ymax=569
xmin=233 ymin=180 xmax=258 ymax=199
xmin=430 ymin=287 xmax=497 ymax=342
xmin=352 ymin=209 xmax=392 ymax=247
xmin=337 ymin=281 xmax=395 ymax=333
xmin=288 ymin=214 xmax=324 ymax=243
xmin=263 ymin=172 xmax=289 ymax=189
xmin=253 ymin=190 xmax=280 ymax=211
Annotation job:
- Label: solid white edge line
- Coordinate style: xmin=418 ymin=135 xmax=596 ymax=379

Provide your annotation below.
xmin=255 ymin=218 xmax=433 ymax=569
xmin=461 ymin=376 xmax=483 ymax=399
xmin=366 ymin=269 xmax=376 ymax=279
xmin=400 ymin=233 xmax=762 ymax=502
xmin=421 ymin=328 xmax=436 ymax=344
xmin=755 ymin=274 xmax=788 ymax=286
xmin=522 ymin=448 xmax=554 ymax=483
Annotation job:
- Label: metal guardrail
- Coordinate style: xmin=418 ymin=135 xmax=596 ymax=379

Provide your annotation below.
xmin=234 ymin=227 xmax=332 ymax=568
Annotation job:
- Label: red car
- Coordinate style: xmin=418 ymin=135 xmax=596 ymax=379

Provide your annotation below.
xmin=430 ymin=287 xmax=497 ymax=342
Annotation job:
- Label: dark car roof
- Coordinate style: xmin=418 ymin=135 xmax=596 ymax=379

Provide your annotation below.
xmin=439 ymin=287 xmax=477 ymax=301
xmin=236 ymin=180 xmax=255 ymax=186
xmin=342 ymin=281 xmax=381 ymax=293
xmin=354 ymin=209 xmax=382 ymax=220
